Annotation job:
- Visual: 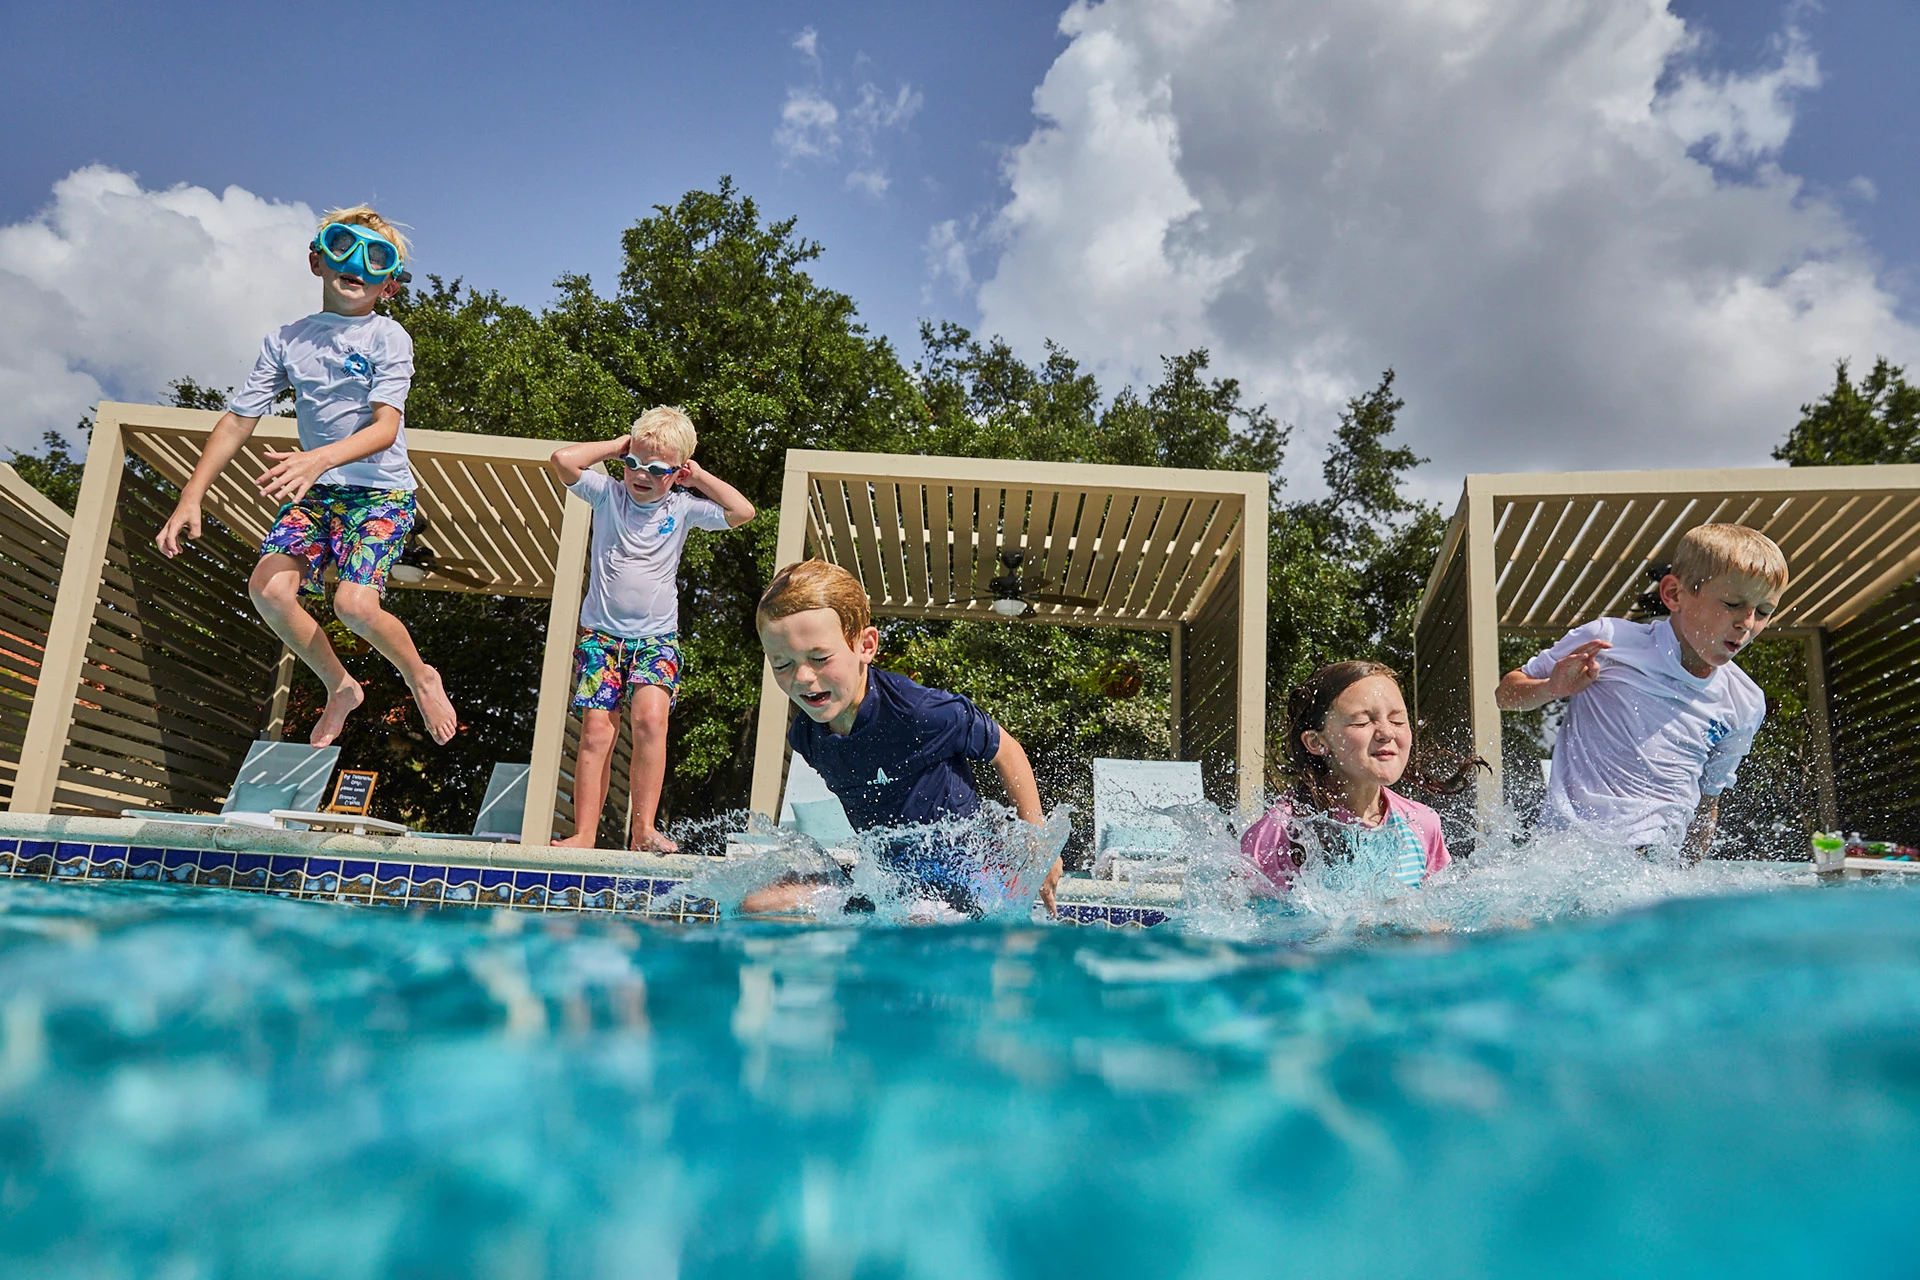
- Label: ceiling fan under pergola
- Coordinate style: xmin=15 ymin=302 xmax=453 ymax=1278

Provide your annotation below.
xmin=387 ymin=512 xmax=496 ymax=591
xmin=954 ymin=549 xmax=1101 ymax=617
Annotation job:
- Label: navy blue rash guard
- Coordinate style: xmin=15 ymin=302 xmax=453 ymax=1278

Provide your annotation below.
xmin=788 ymin=666 xmax=1002 ymax=831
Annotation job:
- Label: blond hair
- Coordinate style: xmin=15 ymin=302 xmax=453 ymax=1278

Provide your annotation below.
xmin=1670 ymin=523 xmax=1790 ymax=591
xmin=757 ymin=560 xmax=871 ymax=646
xmin=630 ymin=406 xmax=697 ymax=465
xmin=316 ymin=204 xmax=410 ymax=262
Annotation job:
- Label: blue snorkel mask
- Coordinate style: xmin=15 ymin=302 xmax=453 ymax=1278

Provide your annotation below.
xmin=311 ymin=222 xmax=411 ymax=284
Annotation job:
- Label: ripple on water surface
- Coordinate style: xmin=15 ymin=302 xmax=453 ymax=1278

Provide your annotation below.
xmin=1 ymin=869 xmax=1917 ymax=1278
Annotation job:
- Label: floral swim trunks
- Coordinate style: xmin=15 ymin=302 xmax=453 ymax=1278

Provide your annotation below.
xmin=571 ymin=629 xmax=682 ymax=711
xmin=259 ymin=484 xmax=416 ymax=602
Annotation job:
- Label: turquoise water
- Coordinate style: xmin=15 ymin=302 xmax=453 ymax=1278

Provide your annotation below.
xmin=2 ymin=869 xmax=1917 ymax=1278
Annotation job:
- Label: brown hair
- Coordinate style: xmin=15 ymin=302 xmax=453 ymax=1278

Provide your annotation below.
xmin=757 ymin=559 xmax=872 ymax=646
xmin=1281 ymin=660 xmax=1483 ymax=812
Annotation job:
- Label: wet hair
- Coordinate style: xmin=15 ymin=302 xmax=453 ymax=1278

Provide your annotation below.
xmin=630 ymin=406 xmax=697 ymax=466
xmin=757 ymin=559 xmax=872 ymax=647
xmin=1281 ymin=660 xmax=1484 ymax=813
xmin=1636 ymin=523 xmax=1789 ymax=616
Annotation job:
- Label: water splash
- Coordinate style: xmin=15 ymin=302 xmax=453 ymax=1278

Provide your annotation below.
xmin=662 ymin=806 xmax=1073 ymax=924
xmin=1167 ymin=795 xmax=1815 ymax=944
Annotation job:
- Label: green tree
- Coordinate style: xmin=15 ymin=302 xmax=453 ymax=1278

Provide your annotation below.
xmin=8 ymin=427 xmax=85 ymax=513
xmin=1774 ymin=357 xmax=1920 ymax=466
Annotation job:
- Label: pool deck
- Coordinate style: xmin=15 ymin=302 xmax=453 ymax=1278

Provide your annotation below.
xmin=0 ymin=812 xmax=1177 ymax=927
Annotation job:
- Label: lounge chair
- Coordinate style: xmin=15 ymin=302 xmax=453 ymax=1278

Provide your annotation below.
xmin=414 ymin=762 xmax=531 ymax=842
xmin=1090 ymin=757 xmax=1204 ymax=881
xmin=726 ymin=753 xmax=857 ymax=859
xmin=122 ymin=741 xmax=340 ymax=829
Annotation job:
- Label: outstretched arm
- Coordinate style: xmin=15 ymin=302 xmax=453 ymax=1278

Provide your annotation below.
xmin=680 ymin=459 xmax=756 ymax=527
xmin=157 ymin=411 xmax=261 ymax=556
xmin=1496 ymin=639 xmax=1612 ymax=711
xmin=993 ymin=729 xmax=1062 ymax=914
xmin=549 ymin=437 xmax=629 ymax=486
xmin=1682 ymin=794 xmax=1719 ymax=865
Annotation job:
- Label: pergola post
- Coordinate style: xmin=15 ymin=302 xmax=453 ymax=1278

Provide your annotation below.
xmin=10 ymin=407 xmax=125 ymax=814
xmin=262 ymin=648 xmax=298 ymax=742
xmin=1234 ymin=480 xmax=1269 ymax=818
xmin=1805 ymin=629 xmax=1838 ymax=832
xmin=1462 ymin=479 xmax=1504 ymax=817
xmin=524 ymin=491 xmax=593 ymax=846
xmin=1168 ymin=624 xmax=1184 ymax=758
xmin=749 ymin=461 xmax=812 ymax=816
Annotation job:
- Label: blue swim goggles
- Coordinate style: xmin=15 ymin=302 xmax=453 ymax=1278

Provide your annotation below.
xmin=310 ymin=222 xmax=411 ymax=284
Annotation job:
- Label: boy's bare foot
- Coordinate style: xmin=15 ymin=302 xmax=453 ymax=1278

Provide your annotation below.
xmin=554 ymin=831 xmax=600 ymax=849
xmin=632 ymin=827 xmax=679 ymax=853
xmin=311 ymin=677 xmax=364 ymax=747
xmin=408 ymin=665 xmax=458 ymax=745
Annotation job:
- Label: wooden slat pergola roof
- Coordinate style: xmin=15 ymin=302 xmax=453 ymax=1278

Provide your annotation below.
xmin=795 ymin=450 xmax=1258 ymax=629
xmin=122 ymin=405 xmax=571 ymax=599
xmin=1413 ymin=463 xmax=1920 ymax=819
xmin=1423 ymin=465 xmax=1920 ymax=639
xmin=750 ymin=450 xmax=1272 ymax=816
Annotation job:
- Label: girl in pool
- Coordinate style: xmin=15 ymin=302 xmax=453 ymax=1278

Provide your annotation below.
xmin=1242 ymin=661 xmax=1482 ymax=896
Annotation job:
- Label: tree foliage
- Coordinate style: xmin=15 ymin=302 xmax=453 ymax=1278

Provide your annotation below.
xmin=1774 ymin=357 xmax=1920 ymax=467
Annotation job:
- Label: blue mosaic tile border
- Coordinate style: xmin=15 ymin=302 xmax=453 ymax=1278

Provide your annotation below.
xmin=0 ymin=838 xmax=1170 ymax=927
xmin=0 ymin=838 xmax=718 ymax=921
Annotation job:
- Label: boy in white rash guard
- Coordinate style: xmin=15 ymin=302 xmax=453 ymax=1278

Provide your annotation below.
xmin=1496 ymin=523 xmax=1788 ymax=860
xmin=548 ymin=407 xmax=756 ymax=851
xmin=157 ymin=205 xmax=458 ymax=748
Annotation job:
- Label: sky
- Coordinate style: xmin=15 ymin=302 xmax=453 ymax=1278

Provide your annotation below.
xmin=2 ymin=0 xmax=1916 ymax=501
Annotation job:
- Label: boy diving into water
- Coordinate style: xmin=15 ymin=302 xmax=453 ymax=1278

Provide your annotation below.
xmin=755 ymin=559 xmax=1063 ymax=916
xmin=1497 ymin=523 xmax=1788 ymax=861
xmin=157 ymin=207 xmax=456 ymax=747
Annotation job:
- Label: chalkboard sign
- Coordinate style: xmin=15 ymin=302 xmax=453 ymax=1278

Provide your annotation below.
xmin=328 ymin=770 xmax=378 ymax=815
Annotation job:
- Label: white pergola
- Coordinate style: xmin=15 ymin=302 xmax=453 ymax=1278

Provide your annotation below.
xmin=748 ymin=450 xmax=1271 ymax=817
xmin=4 ymin=402 xmax=630 ymax=845
xmin=1414 ymin=464 xmax=1920 ymax=831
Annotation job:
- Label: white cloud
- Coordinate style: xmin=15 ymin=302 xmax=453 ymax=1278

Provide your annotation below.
xmin=851 ymin=83 xmax=923 ymax=133
xmin=775 ymin=90 xmax=842 ymax=161
xmin=1659 ymin=24 xmax=1819 ymax=165
xmin=967 ymin=0 xmax=1920 ymax=490
xmin=773 ymin=36 xmax=921 ymax=199
xmin=0 ymin=166 xmax=315 ymax=452
xmin=924 ymin=219 xmax=975 ymax=301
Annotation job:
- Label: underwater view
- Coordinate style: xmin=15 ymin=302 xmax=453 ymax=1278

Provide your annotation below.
xmin=3 ymin=840 xmax=1916 ymax=1279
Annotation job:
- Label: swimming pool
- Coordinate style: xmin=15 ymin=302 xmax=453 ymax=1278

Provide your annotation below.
xmin=2 ymin=853 xmax=1914 ymax=1277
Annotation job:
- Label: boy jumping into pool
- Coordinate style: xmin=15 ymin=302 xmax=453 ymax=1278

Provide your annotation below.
xmin=548 ymin=408 xmax=755 ymax=851
xmin=1496 ymin=523 xmax=1788 ymax=861
xmin=156 ymin=205 xmax=457 ymax=747
xmin=755 ymin=559 xmax=1063 ymax=915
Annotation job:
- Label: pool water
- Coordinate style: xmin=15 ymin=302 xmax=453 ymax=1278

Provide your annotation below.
xmin=1 ymin=865 xmax=1916 ymax=1277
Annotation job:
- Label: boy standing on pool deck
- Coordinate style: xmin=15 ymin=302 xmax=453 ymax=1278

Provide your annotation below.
xmin=756 ymin=559 xmax=1063 ymax=914
xmin=549 ymin=408 xmax=755 ymax=851
xmin=157 ymin=205 xmax=457 ymax=748
xmin=1496 ymin=523 xmax=1788 ymax=861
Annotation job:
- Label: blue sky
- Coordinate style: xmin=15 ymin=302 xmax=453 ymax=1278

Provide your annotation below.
xmin=3 ymin=0 xmax=1915 ymax=483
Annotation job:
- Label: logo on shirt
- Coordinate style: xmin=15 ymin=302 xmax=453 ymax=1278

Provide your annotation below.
xmin=656 ymin=514 xmax=676 ymax=536
xmin=343 ymin=352 xmax=372 ymax=379
xmin=870 ymin=767 xmax=893 ymax=786
xmin=1706 ymin=718 xmax=1732 ymax=748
